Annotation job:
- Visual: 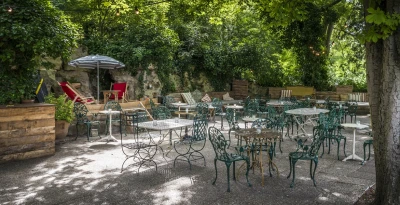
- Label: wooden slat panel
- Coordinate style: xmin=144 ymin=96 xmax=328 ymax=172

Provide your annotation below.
xmin=0 ymin=148 xmax=55 ymax=163
xmin=0 ymin=141 xmax=54 ymax=155
xmin=0 ymin=133 xmax=54 ymax=147
xmin=0 ymin=113 xmax=54 ymax=122
xmin=0 ymin=118 xmax=54 ymax=131
xmin=0 ymin=126 xmax=55 ymax=139
xmin=0 ymin=106 xmax=55 ymax=117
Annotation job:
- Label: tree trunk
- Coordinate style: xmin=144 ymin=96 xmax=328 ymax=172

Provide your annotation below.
xmin=365 ymin=0 xmax=400 ymax=204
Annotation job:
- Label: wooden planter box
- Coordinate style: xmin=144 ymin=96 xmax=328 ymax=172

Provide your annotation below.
xmin=0 ymin=103 xmax=55 ymax=163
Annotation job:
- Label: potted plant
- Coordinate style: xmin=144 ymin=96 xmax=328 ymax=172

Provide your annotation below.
xmin=45 ymin=93 xmax=74 ymax=140
xmin=19 ymin=71 xmax=39 ymax=104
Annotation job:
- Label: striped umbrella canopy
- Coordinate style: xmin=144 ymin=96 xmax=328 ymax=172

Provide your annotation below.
xmin=68 ymin=55 xmax=125 ymax=104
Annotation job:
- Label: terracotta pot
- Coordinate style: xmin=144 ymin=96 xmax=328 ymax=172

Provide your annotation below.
xmin=55 ymin=120 xmax=70 ymax=140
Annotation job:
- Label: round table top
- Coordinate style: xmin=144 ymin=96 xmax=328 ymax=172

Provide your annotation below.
xmin=266 ymin=101 xmax=294 ymax=106
xmin=242 ymin=117 xmax=259 ymax=122
xmin=171 ymin=102 xmax=188 ymax=106
xmin=236 ymin=128 xmax=281 ymax=139
xmin=225 ymin=105 xmax=244 ymax=109
xmin=285 ymin=108 xmax=329 ymax=115
xmin=99 ymin=110 xmax=121 ymax=114
xmin=341 ymin=123 xmax=369 ymax=129
xmin=123 ymin=107 xmax=145 ymax=112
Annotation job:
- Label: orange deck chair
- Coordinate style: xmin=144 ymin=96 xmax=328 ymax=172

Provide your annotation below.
xmin=58 ymin=82 xmax=95 ymax=104
xmin=109 ymin=82 xmax=128 ymax=103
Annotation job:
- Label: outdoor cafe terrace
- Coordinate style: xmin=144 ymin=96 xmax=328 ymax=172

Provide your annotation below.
xmin=0 ymin=96 xmax=375 ymax=204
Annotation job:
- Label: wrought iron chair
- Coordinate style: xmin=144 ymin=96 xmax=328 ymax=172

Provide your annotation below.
xmin=287 ymin=125 xmax=324 ymax=188
xmin=163 ymin=96 xmax=178 ymax=112
xmin=243 ymin=101 xmax=259 ymax=118
xmin=208 ymin=126 xmax=252 ymax=192
xmin=150 ymin=99 xmax=172 ymax=120
xmin=346 ymin=103 xmax=358 ymax=123
xmin=195 ymin=102 xmax=209 ymax=118
xmin=226 ymin=108 xmax=241 ymax=147
xmin=320 ymin=109 xmax=347 ymax=160
xmin=73 ymin=102 xmax=100 ymax=141
xmin=173 ymin=116 xmax=208 ymax=169
xmin=121 ymin=111 xmax=158 ymax=173
xmin=104 ymin=101 xmax=125 ymax=136
xmin=212 ymin=98 xmax=226 ymax=129
xmin=362 ymin=130 xmax=373 ymax=165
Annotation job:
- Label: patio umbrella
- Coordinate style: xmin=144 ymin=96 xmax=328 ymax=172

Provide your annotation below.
xmin=68 ymin=55 xmax=125 ymax=104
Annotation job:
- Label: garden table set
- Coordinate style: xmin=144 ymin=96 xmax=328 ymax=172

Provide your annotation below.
xmin=285 ymin=108 xmax=330 ymax=138
xmin=120 ymin=118 xmax=194 ymax=173
xmin=235 ymin=128 xmax=281 ymax=186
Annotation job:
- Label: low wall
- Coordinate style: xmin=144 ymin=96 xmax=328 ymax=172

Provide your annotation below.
xmin=167 ymin=92 xmax=236 ymax=103
xmin=268 ymin=87 xmax=285 ymax=99
xmin=286 ymin=86 xmax=315 ymax=98
xmin=0 ymin=103 xmax=56 ymax=163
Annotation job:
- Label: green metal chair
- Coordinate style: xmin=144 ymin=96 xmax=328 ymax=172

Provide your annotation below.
xmin=243 ymin=101 xmax=259 ymax=118
xmin=173 ymin=116 xmax=208 ymax=169
xmin=287 ymin=125 xmax=324 ymax=188
xmin=104 ymin=101 xmax=125 ymax=136
xmin=345 ymin=103 xmax=358 ymax=123
xmin=362 ymin=130 xmax=373 ymax=165
xmin=208 ymin=126 xmax=252 ymax=192
xmin=320 ymin=109 xmax=347 ymax=160
xmin=226 ymin=108 xmax=241 ymax=147
xmin=73 ymin=102 xmax=100 ymax=141
xmin=163 ymin=96 xmax=178 ymax=112
xmin=150 ymin=98 xmax=172 ymax=120
xmin=195 ymin=102 xmax=209 ymax=118
xmin=212 ymin=98 xmax=226 ymax=130
xmin=121 ymin=111 xmax=158 ymax=173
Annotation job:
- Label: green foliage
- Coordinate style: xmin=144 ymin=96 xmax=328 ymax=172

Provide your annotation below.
xmin=274 ymin=3 xmax=334 ymax=90
xmin=50 ymin=0 xmax=368 ymax=96
xmin=44 ymin=93 xmax=74 ymax=123
xmin=0 ymin=69 xmax=38 ymax=104
xmin=328 ymin=0 xmax=367 ymax=92
xmin=0 ymin=0 xmax=78 ymax=105
xmin=363 ymin=7 xmax=400 ymax=42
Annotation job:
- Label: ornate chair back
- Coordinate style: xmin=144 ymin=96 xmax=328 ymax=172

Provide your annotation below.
xmin=195 ymin=102 xmax=209 ymax=118
xmin=208 ymin=127 xmax=230 ymax=161
xmin=212 ymin=98 xmax=223 ymax=114
xmin=192 ymin=116 xmax=208 ymax=141
xmin=244 ymin=101 xmax=259 ymax=117
xmin=73 ymin=102 xmax=89 ymax=123
xmin=163 ymin=96 xmax=177 ymax=110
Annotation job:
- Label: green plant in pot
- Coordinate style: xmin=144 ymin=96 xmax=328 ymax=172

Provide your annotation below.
xmin=45 ymin=93 xmax=74 ymax=140
xmin=20 ymin=79 xmax=38 ymax=103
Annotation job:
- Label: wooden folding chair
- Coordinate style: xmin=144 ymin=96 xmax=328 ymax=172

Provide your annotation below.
xmin=109 ymin=82 xmax=128 ymax=103
xmin=58 ymin=81 xmax=95 ymax=104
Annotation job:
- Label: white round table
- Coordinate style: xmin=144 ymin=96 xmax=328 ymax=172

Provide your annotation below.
xmin=98 ymin=110 xmax=121 ymax=142
xmin=225 ymin=105 xmax=244 ymax=124
xmin=341 ymin=123 xmax=369 ymax=162
xmin=171 ymin=102 xmax=188 ymax=118
xmin=285 ymin=108 xmax=330 ymax=138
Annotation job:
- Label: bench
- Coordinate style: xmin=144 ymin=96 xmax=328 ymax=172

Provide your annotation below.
xmin=286 ymin=86 xmax=315 ymax=98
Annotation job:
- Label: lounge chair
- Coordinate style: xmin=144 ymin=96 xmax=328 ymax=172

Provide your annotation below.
xmin=58 ymin=81 xmax=95 ymax=104
xmin=108 ymin=82 xmax=128 ymax=103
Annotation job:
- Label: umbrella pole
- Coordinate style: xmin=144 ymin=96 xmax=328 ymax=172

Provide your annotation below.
xmin=97 ymin=61 xmax=100 ymax=104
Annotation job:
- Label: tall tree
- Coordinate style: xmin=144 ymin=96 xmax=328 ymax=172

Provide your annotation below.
xmin=363 ymin=0 xmax=400 ymax=204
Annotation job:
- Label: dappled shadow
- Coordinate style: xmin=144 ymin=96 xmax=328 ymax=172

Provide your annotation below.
xmin=0 ymin=116 xmax=376 ymax=204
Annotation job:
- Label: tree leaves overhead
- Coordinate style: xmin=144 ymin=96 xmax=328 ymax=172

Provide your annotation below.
xmin=52 ymin=0 xmax=367 ymax=94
